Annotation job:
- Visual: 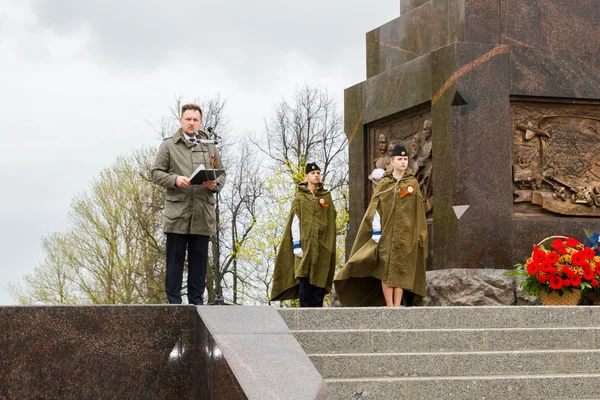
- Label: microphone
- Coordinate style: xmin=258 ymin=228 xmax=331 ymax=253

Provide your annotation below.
xmin=197 ymin=139 xmax=219 ymax=145
xmin=192 ymin=129 xmax=219 ymax=145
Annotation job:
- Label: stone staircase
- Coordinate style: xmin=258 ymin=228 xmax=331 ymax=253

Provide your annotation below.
xmin=278 ymin=306 xmax=600 ymax=400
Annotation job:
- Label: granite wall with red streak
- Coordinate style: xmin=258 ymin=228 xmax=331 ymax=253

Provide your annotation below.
xmin=345 ymin=0 xmax=600 ymax=269
xmin=432 ymin=42 xmax=513 ymax=269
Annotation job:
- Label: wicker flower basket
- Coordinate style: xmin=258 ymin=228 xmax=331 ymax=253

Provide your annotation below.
xmin=525 ymin=235 xmax=595 ymax=306
xmin=539 ymin=289 xmax=581 ymax=306
xmin=536 ymin=235 xmax=568 ymax=249
xmin=535 ymin=236 xmax=581 ymax=305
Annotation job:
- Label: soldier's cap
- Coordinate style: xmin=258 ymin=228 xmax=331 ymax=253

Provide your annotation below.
xmin=305 ymin=162 xmax=321 ymax=174
xmin=391 ymin=145 xmax=408 ymax=158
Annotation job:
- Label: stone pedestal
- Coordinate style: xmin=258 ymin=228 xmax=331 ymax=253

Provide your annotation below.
xmin=345 ymin=0 xmax=600 ymax=269
xmin=0 ymin=306 xmax=332 ymax=399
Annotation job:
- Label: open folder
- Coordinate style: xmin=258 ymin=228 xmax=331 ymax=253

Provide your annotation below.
xmin=189 ymin=164 xmax=225 ymax=185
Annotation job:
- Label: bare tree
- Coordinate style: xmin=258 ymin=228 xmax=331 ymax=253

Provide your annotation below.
xmin=253 ymin=84 xmax=348 ymax=189
xmin=244 ymin=84 xmax=350 ymax=306
xmin=217 ymin=139 xmax=263 ymax=304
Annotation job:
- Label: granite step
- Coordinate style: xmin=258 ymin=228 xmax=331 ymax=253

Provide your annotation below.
xmin=292 ymin=327 xmax=600 ymax=354
xmin=325 ymin=373 xmax=600 ymax=400
xmin=310 ymin=349 xmax=600 ymax=379
xmin=278 ymin=306 xmax=600 ymax=331
xmin=279 ymin=307 xmax=600 ymax=399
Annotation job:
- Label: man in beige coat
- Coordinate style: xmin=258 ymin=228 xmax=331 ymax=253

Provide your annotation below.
xmin=151 ymin=103 xmax=226 ymax=305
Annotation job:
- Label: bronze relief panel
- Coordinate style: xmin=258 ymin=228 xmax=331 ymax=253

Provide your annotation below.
xmin=512 ymin=102 xmax=600 ymax=216
xmin=367 ymin=109 xmax=432 ymax=214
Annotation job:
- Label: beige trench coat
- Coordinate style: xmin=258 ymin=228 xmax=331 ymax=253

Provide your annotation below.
xmin=151 ymin=129 xmax=226 ymax=236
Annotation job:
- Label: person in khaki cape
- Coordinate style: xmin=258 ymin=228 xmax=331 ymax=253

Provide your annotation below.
xmin=334 ymin=145 xmax=427 ymax=307
xmin=270 ymin=163 xmax=337 ymax=307
xmin=151 ymin=103 xmax=226 ymax=305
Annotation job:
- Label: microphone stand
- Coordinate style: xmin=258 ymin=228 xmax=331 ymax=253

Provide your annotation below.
xmin=206 ymin=127 xmax=225 ymax=306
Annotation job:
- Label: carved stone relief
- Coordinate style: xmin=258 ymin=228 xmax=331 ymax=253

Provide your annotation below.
xmin=512 ymin=102 xmax=600 ymax=216
xmin=368 ymin=110 xmax=432 ymax=214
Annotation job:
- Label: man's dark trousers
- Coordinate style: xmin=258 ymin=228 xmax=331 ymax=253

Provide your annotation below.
xmin=298 ymin=277 xmax=326 ymax=307
xmin=166 ymin=233 xmax=209 ymax=305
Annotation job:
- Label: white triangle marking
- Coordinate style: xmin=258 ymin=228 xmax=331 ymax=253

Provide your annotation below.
xmin=453 ymin=205 xmax=470 ymax=220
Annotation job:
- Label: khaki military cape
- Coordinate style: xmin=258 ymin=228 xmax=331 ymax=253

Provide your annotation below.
xmin=270 ymin=182 xmax=337 ymax=302
xmin=334 ymin=170 xmax=427 ymax=306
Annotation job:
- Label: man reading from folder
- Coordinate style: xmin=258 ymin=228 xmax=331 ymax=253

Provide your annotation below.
xmin=151 ymin=103 xmax=226 ymax=305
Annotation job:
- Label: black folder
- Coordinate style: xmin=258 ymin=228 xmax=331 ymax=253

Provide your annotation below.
xmin=190 ymin=168 xmax=225 ymax=185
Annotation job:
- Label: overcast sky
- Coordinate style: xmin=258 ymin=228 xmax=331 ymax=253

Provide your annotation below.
xmin=0 ymin=1 xmax=399 ymax=304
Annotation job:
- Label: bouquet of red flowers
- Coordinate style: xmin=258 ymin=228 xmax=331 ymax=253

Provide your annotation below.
xmin=513 ymin=236 xmax=600 ymax=298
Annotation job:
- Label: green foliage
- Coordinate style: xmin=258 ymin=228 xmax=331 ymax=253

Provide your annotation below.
xmin=233 ymin=169 xmax=294 ymax=304
xmin=508 ymin=263 xmax=542 ymax=296
xmin=10 ymin=148 xmax=167 ymax=304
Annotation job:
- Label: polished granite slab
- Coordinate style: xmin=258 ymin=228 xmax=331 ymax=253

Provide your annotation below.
xmin=0 ymin=305 xmax=331 ymax=399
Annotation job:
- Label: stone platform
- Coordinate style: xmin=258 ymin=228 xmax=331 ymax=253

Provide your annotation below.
xmin=0 ymin=305 xmax=331 ymax=399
